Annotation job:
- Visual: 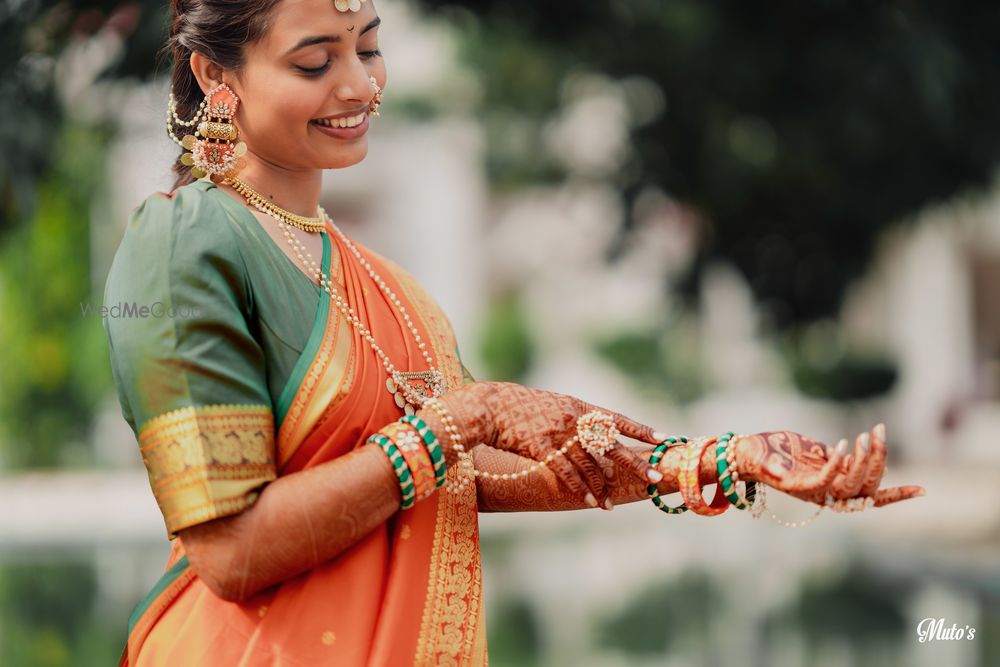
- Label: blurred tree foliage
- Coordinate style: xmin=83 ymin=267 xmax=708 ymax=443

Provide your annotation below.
xmin=0 ymin=0 xmax=166 ymax=235
xmin=417 ymin=0 xmax=1000 ymax=327
xmin=597 ymin=571 xmax=721 ymax=658
xmin=478 ymin=291 xmax=535 ymax=383
xmin=0 ymin=123 xmax=115 ymax=467
xmin=0 ymin=1 xmax=165 ymax=466
xmin=764 ymin=562 xmax=912 ymax=667
xmin=0 ymin=559 xmax=126 ymax=666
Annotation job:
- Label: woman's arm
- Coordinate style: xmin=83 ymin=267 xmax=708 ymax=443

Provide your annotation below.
xmin=475 ymin=426 xmax=924 ymax=511
xmin=473 ymin=442 xmax=719 ymax=511
xmin=180 ymin=399 xmax=484 ymax=603
xmin=180 ymin=442 xmax=404 ymax=602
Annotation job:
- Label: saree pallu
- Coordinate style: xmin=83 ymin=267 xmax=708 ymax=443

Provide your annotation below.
xmin=106 ymin=181 xmax=486 ymax=666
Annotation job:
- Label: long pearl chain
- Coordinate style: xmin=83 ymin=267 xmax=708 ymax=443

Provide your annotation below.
xmin=318 ymin=208 xmax=446 ymax=410
xmin=424 ymin=398 xmax=475 ymax=494
xmin=750 ymin=484 xmax=824 ymax=528
xmin=473 ymin=438 xmax=576 ymax=481
xmin=235 ymin=190 xmax=445 ymax=411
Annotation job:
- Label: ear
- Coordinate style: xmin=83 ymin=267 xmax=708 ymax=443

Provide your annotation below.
xmin=190 ymin=51 xmax=227 ymax=96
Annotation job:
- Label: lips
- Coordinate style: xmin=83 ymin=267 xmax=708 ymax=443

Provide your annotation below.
xmin=310 ymin=112 xmax=370 ymax=139
xmin=311 ymin=111 xmax=367 ymax=129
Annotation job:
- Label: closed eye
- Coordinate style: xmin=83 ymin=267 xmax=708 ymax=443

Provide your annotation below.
xmin=296 ymin=50 xmax=381 ymax=76
xmin=296 ymin=60 xmax=331 ymax=75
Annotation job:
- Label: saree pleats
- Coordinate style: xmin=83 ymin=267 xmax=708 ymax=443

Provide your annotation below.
xmin=123 ymin=222 xmax=486 ymax=666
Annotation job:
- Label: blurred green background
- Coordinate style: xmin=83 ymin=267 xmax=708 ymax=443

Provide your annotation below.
xmin=2 ymin=1 xmax=999 ymax=665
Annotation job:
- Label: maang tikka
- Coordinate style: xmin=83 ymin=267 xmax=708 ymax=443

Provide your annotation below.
xmin=167 ymin=82 xmax=247 ymax=183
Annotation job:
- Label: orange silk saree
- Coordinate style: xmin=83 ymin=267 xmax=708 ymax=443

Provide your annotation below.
xmin=118 ymin=209 xmax=487 ymax=666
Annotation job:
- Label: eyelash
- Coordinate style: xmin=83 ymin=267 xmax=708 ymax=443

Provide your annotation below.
xmin=297 ymin=49 xmax=382 ymax=76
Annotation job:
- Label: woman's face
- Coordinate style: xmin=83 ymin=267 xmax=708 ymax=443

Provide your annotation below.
xmin=231 ymin=0 xmax=386 ymax=172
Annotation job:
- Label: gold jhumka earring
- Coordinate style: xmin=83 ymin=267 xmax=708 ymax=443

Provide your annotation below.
xmin=167 ymin=82 xmax=247 ymax=183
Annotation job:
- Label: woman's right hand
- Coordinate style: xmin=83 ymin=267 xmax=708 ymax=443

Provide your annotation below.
xmin=734 ymin=424 xmax=924 ymax=507
xmin=418 ymin=381 xmax=664 ymax=507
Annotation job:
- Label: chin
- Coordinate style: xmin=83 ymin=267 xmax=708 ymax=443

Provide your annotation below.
xmin=319 ymin=144 xmax=368 ymax=170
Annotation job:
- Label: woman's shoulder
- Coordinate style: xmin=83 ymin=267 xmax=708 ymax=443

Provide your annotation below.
xmin=116 ymin=180 xmax=257 ymax=268
xmin=107 ymin=180 xmax=252 ymax=296
xmin=124 ymin=179 xmax=242 ymax=245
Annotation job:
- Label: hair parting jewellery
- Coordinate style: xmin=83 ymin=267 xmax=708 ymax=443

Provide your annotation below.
xmin=334 ymin=0 xmax=369 ymax=12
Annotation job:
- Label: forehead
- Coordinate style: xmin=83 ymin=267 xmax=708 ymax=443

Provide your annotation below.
xmin=261 ymin=0 xmax=378 ymax=48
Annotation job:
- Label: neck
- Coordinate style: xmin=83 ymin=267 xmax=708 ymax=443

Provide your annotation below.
xmin=236 ymin=155 xmax=323 ymax=217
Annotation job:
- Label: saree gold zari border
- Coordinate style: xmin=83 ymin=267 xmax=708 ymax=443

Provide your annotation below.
xmin=138 ymin=404 xmax=277 ymax=537
xmin=388 ymin=261 xmax=488 ymax=664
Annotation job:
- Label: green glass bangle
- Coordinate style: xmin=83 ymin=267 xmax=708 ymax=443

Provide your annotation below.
xmin=715 ymin=432 xmax=756 ymax=510
xmin=400 ymin=415 xmax=447 ymax=489
xmin=647 ymin=436 xmax=688 ymax=515
xmin=369 ymin=433 xmax=417 ymax=509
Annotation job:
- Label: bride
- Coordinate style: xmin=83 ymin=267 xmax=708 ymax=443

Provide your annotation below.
xmin=103 ymin=0 xmax=923 ymax=664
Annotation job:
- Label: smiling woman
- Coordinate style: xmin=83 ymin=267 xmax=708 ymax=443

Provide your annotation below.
xmin=103 ymin=0 xmax=923 ymax=665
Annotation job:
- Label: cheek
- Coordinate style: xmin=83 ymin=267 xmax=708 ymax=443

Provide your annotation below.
xmin=239 ymin=78 xmax=327 ymax=138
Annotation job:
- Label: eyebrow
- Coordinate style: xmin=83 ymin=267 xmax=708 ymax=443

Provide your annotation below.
xmin=285 ymin=17 xmax=381 ymax=55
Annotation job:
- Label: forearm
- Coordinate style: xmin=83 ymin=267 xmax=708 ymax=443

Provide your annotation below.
xmin=180 ymin=442 xmax=403 ymax=602
xmin=474 ymin=441 xmax=721 ymax=512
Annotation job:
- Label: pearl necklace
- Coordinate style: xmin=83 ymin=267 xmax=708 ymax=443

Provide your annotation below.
xmin=319 ymin=208 xmax=446 ymax=409
xmin=234 ymin=188 xmax=445 ymax=413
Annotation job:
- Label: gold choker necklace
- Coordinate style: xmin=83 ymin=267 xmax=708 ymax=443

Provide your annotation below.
xmin=229 ymin=177 xmax=326 ymax=233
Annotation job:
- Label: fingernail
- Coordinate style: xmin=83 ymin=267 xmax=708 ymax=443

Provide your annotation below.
xmin=874 ymin=423 xmax=886 ymax=441
xmin=859 ymin=433 xmax=871 ymax=453
xmin=647 ymin=468 xmax=663 ymax=483
xmin=652 ymin=431 xmax=668 ymax=442
xmin=836 ymin=439 xmax=849 ymax=456
xmin=603 ymin=497 xmax=615 ymax=511
xmin=585 ymin=492 xmax=598 ymax=507
xmin=916 ymin=488 xmax=926 ymax=497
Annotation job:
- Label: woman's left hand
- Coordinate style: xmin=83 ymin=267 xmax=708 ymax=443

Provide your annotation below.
xmin=734 ymin=424 xmax=924 ymax=507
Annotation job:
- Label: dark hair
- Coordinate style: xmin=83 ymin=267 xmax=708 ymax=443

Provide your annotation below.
xmin=167 ymin=0 xmax=282 ymax=191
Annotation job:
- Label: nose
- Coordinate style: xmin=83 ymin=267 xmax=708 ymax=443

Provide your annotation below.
xmin=334 ymin=57 xmax=375 ymax=106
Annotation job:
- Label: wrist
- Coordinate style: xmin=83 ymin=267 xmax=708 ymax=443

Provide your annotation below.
xmin=416 ymin=406 xmax=460 ymax=470
xmin=732 ymin=433 xmax=760 ymax=483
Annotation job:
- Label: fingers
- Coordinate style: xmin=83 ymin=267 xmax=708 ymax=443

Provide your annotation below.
xmin=860 ymin=423 xmax=888 ymax=496
xmin=873 ymin=485 xmax=925 ymax=507
xmin=831 ymin=432 xmax=871 ymax=498
xmin=547 ymin=455 xmax=600 ymax=507
xmin=580 ymin=401 xmax=659 ymax=445
xmin=563 ymin=445 xmax=612 ymax=510
xmin=604 ymin=443 xmax=663 ymax=484
xmin=797 ymin=438 xmax=849 ymax=493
